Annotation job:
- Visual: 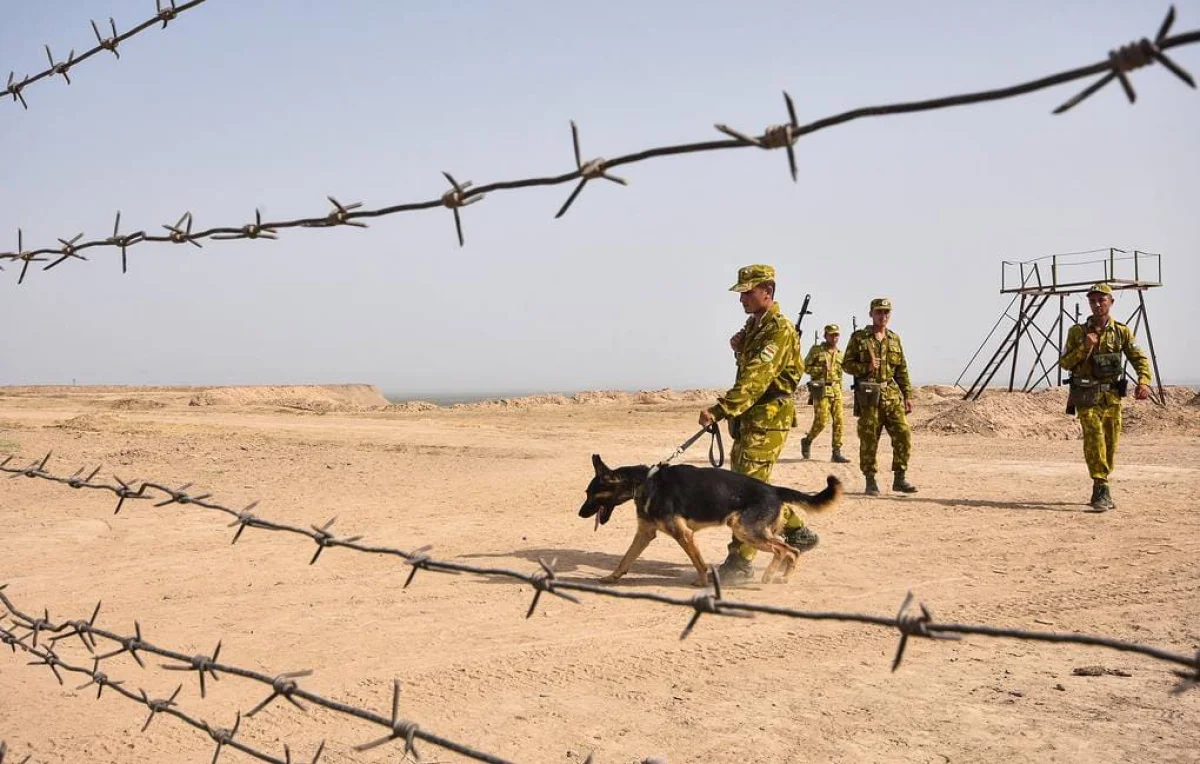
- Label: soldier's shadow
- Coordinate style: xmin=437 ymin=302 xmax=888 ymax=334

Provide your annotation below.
xmin=871 ymin=495 xmax=1087 ymax=512
xmin=458 ymin=547 xmax=733 ymax=589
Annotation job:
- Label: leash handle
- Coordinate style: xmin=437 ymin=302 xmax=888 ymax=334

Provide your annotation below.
xmin=650 ymin=424 xmax=724 ymax=477
xmin=706 ymin=424 xmax=725 ymax=468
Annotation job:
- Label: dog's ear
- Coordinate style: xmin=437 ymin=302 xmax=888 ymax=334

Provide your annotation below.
xmin=591 ymin=453 xmax=610 ymax=476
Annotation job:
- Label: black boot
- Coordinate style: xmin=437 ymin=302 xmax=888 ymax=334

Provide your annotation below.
xmin=800 ymin=437 xmax=812 ymax=460
xmin=864 ymin=475 xmax=880 ymax=496
xmin=893 ymin=470 xmax=918 ymax=493
xmin=784 ymin=525 xmax=820 ymax=551
xmin=1088 ymin=483 xmax=1115 ymax=512
xmin=831 ymin=447 xmax=850 ymax=464
xmin=716 ymin=544 xmax=755 ymax=583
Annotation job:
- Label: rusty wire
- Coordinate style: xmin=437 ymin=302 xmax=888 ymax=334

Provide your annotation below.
xmin=2 ymin=6 xmax=1197 ymax=282
xmin=0 ymin=589 xmax=515 ymax=764
xmin=2 ymin=1 xmax=208 ymax=112
xmin=3 ymin=453 xmax=1198 ymax=689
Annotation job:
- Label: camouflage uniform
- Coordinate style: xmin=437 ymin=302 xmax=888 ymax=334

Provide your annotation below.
xmin=1059 ymin=284 xmax=1152 ymax=503
xmin=803 ymin=328 xmax=846 ymax=452
xmin=707 ymin=265 xmax=805 ymax=562
xmin=842 ymin=299 xmax=914 ymax=485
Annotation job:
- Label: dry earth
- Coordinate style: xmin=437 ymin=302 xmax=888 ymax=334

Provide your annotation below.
xmin=1 ymin=384 xmax=1198 ymax=764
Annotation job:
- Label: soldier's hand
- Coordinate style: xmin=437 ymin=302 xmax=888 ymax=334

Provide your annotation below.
xmin=1083 ymin=332 xmax=1100 ymax=349
xmin=904 ymin=398 xmax=913 ymax=414
xmin=730 ymin=331 xmax=745 ymax=352
xmin=698 ymin=409 xmax=716 ymax=428
xmin=1135 ymin=383 xmax=1152 ymax=401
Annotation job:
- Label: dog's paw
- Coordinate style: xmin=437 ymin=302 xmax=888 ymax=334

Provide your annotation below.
xmin=691 ymin=576 xmax=709 ymax=588
xmin=598 ymin=574 xmax=621 ymax=584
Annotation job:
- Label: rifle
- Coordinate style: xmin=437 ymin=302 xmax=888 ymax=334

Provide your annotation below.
xmin=795 ymin=293 xmax=812 ymax=343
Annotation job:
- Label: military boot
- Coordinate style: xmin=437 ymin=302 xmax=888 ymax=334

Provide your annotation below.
xmin=864 ymin=475 xmax=880 ymax=496
xmin=784 ymin=525 xmax=820 ymax=551
xmin=716 ymin=544 xmax=755 ymax=584
xmin=1088 ymin=483 xmax=1115 ymax=512
xmin=893 ymin=470 xmax=918 ymax=493
xmin=831 ymin=447 xmax=850 ymax=464
xmin=800 ymin=437 xmax=812 ymax=460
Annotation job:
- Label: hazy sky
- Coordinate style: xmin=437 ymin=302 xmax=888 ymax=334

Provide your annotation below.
xmin=2 ymin=1 xmax=1197 ymax=395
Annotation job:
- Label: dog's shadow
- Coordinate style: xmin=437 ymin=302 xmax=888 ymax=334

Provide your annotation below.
xmin=459 ymin=547 xmax=727 ymax=589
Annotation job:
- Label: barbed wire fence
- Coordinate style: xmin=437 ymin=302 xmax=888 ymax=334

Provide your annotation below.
xmin=3 ymin=452 xmax=1197 ymax=693
xmin=0 ymin=589 xmax=514 ymax=764
xmin=2 ymin=7 xmax=1197 ymax=283
xmin=2 ymin=1 xmax=209 ymax=111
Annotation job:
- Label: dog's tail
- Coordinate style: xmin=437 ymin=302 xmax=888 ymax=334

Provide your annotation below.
xmin=776 ymin=475 xmax=843 ymax=512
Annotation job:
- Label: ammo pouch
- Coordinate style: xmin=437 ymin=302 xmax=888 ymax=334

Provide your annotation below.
xmin=1067 ymin=378 xmax=1101 ymax=410
xmin=808 ymin=381 xmax=827 ymax=404
xmin=728 ymin=418 xmax=741 ymax=441
xmin=854 ymin=380 xmax=882 ymax=413
xmin=1093 ymin=352 xmax=1122 ymax=379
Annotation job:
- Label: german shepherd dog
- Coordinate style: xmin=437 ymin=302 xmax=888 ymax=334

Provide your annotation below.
xmin=579 ymin=455 xmax=842 ymax=586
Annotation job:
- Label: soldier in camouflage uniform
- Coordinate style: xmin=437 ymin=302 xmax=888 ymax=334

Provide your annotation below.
xmin=698 ymin=264 xmax=816 ymax=583
xmin=1058 ymin=282 xmax=1152 ymax=512
xmin=842 ymin=297 xmax=917 ymax=496
xmin=800 ymin=324 xmax=851 ymax=464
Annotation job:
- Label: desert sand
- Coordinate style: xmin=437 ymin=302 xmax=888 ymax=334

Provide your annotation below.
xmin=1 ymin=384 xmax=1198 ymax=763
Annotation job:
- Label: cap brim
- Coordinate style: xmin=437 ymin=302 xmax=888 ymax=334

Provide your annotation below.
xmin=730 ymin=283 xmax=753 ymax=292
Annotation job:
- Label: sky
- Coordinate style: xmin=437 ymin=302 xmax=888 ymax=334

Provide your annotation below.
xmin=1 ymin=1 xmax=1197 ymax=396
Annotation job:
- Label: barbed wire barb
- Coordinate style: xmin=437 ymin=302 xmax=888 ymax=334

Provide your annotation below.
xmin=555 ymin=120 xmax=628 ymax=218
xmin=1054 ymin=5 xmax=1196 ymax=113
xmin=0 ymin=740 xmax=33 ymax=764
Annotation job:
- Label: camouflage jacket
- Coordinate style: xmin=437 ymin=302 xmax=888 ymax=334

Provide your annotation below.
xmin=709 ymin=303 xmax=803 ymax=421
xmin=842 ymin=327 xmax=913 ymax=399
xmin=1059 ymin=318 xmax=1151 ymax=385
xmin=804 ymin=343 xmax=844 ymax=387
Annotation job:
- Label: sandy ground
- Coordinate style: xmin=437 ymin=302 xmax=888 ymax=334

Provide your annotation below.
xmin=1 ymin=385 xmax=1198 ymax=764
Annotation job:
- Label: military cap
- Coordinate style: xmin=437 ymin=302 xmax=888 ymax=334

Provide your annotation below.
xmin=870 ymin=297 xmax=892 ymax=311
xmin=824 ymin=323 xmax=841 ymax=334
xmin=729 ymin=264 xmax=776 ymax=292
xmin=1087 ymin=282 xmax=1114 ymax=296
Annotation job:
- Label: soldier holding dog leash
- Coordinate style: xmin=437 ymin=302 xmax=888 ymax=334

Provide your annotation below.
xmin=697 ymin=264 xmax=819 ymax=583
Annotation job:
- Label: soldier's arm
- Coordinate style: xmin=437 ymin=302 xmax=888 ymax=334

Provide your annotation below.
xmin=892 ymin=335 xmax=913 ymax=399
xmin=842 ymin=332 xmax=868 ymax=377
xmin=1121 ymin=326 xmax=1153 ymax=386
xmin=1059 ymin=325 xmax=1088 ymax=371
xmin=709 ymin=331 xmax=785 ymax=421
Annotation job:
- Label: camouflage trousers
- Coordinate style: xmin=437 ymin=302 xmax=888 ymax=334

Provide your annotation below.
xmin=857 ymin=388 xmax=911 ymax=476
xmin=806 ymin=391 xmax=844 ymax=449
xmin=728 ymin=398 xmax=804 ymax=562
xmin=1077 ymin=398 xmax=1122 ymax=484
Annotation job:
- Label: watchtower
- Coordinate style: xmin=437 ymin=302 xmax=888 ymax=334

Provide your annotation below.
xmin=957 ymin=248 xmax=1166 ymax=404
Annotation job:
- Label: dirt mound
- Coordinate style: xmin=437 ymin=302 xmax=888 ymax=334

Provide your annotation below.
xmin=633 ymin=389 xmax=717 ymax=404
xmin=53 ymin=413 xmax=121 ymax=432
xmin=571 ymin=390 xmax=630 ymax=405
xmin=916 ymin=386 xmax=1200 ymax=439
xmin=188 ymin=385 xmax=389 ymax=412
xmin=386 ymin=401 xmax=441 ymax=413
xmin=105 ymin=397 xmax=167 ymax=411
xmin=452 ymin=394 xmax=573 ymax=410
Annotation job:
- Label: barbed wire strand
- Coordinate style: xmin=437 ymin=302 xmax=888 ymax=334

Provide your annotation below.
xmin=0 ymin=591 xmax=515 ymax=764
xmin=2 ymin=7 xmax=1196 ymax=283
xmin=2 ymin=1 xmax=208 ymax=112
xmin=3 ymin=453 xmax=1197 ymax=690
